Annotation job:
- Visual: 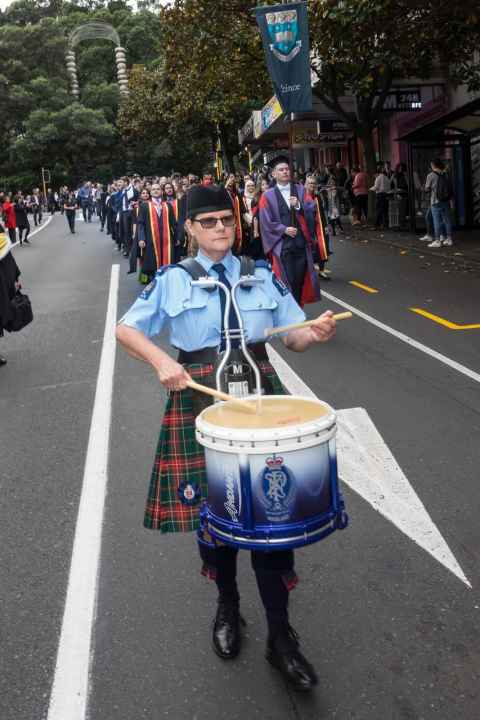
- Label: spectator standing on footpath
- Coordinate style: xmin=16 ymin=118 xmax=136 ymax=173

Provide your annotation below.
xmin=326 ymin=177 xmax=344 ymax=235
xmin=424 ymin=158 xmax=453 ymax=248
xmin=351 ymin=167 xmax=369 ymax=225
xmin=371 ymin=165 xmax=391 ymax=230
xmin=392 ymin=163 xmax=409 ymax=227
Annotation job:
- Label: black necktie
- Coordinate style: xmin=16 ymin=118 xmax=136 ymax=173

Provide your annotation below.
xmin=212 ymin=263 xmax=239 ymax=350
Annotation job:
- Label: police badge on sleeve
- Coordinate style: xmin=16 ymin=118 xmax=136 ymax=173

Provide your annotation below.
xmin=140 ymin=278 xmax=157 ymax=300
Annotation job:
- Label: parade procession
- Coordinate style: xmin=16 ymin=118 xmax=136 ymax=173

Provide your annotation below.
xmin=1 ymin=1 xmax=480 ymax=720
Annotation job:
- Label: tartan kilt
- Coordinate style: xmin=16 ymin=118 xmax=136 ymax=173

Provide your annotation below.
xmin=144 ymin=360 xmax=287 ymax=533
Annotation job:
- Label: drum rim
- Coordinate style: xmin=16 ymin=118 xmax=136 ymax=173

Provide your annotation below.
xmin=196 ymin=394 xmax=336 ymax=443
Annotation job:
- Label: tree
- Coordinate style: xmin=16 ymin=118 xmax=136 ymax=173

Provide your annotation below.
xmin=0 ymin=0 xmax=167 ymax=189
xmin=309 ymin=0 xmax=480 ymax=174
xmin=156 ymin=0 xmax=271 ymax=171
xmin=118 ymin=65 xmax=216 ymax=175
xmin=135 ymin=0 xmax=480 ymax=176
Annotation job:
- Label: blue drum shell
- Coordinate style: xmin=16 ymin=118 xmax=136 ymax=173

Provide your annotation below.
xmin=196 ymin=396 xmax=345 ymax=550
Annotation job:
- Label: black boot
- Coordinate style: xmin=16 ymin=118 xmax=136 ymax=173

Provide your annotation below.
xmin=198 ymin=540 xmax=243 ymax=660
xmin=212 ymin=598 xmax=244 ymax=659
xmin=267 ymin=624 xmax=318 ymax=691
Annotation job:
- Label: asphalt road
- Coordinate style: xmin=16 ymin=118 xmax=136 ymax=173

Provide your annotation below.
xmin=1 ymin=214 xmax=479 ymax=720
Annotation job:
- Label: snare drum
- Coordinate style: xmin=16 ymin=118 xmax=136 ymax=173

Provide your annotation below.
xmin=195 ymin=395 xmax=348 ymax=551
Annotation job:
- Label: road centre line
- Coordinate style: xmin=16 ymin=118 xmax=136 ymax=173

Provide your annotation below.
xmin=349 ymin=280 xmax=379 ymax=294
xmin=47 ymin=264 xmax=120 ymax=720
xmin=410 ymin=307 xmax=480 ymax=330
xmin=321 ymin=290 xmax=480 ymax=386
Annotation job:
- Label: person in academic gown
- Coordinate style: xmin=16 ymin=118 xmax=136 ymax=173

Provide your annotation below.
xmin=136 ymin=181 xmax=176 ymax=281
xmin=258 ymin=158 xmax=320 ymax=306
xmin=0 ymin=227 xmax=22 ymax=366
xmin=224 ymin=174 xmax=244 ymax=255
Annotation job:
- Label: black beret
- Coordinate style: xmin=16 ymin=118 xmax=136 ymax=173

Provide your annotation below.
xmin=186 ymin=184 xmax=233 ymax=219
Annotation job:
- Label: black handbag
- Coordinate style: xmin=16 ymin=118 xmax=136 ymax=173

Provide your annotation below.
xmin=7 ymin=290 xmax=33 ymax=332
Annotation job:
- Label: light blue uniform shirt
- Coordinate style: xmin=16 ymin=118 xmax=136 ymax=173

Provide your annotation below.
xmin=119 ymin=250 xmax=306 ymax=351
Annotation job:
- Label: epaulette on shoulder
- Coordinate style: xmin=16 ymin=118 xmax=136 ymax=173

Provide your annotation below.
xmin=155 ymin=264 xmax=175 ymax=277
xmin=255 ymin=259 xmax=272 ymax=270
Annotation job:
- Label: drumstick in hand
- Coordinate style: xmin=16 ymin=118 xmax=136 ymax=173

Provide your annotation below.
xmin=264 ymin=311 xmax=352 ymax=338
xmin=186 ymin=380 xmax=257 ymax=414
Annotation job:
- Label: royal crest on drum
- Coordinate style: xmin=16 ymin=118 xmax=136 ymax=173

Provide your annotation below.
xmin=260 ymin=455 xmax=296 ymax=522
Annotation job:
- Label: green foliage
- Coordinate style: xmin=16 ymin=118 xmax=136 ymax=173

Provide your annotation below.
xmin=1 ymin=0 xmax=478 ymax=186
xmin=309 ymin=0 xmax=480 ymax=171
xmin=0 ymin=0 xmax=166 ymax=189
xmin=118 ymin=0 xmax=271 ymax=172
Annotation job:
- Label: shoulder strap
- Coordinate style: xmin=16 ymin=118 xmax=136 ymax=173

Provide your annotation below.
xmin=177 ymin=257 xmax=210 ymax=280
xmin=239 ymin=255 xmax=256 ymax=277
xmin=176 ymin=257 xmax=216 ymax=292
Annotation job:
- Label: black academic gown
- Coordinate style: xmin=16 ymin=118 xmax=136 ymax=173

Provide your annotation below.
xmin=0 ymin=251 xmax=20 ymax=335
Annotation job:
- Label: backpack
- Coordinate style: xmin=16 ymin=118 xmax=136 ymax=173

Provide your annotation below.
xmin=435 ymin=172 xmax=452 ymax=202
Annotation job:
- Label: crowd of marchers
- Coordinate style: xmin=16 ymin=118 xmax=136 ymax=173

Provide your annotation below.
xmin=0 ymin=155 xmax=455 ymax=367
xmin=61 ymin=168 xmax=336 ymax=288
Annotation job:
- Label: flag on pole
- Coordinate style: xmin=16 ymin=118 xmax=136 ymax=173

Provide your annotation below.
xmin=254 ymin=2 xmax=313 ymax=115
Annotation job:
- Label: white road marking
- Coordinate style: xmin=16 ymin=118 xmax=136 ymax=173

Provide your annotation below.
xmin=47 ymin=264 xmax=120 ymax=720
xmin=266 ymin=344 xmax=471 ymax=588
xmin=321 ymin=290 xmax=480 ymax=385
xmin=10 ymin=214 xmax=53 ymax=248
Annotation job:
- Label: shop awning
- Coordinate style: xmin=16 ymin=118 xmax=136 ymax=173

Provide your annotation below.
xmin=398 ymin=97 xmax=480 ymax=142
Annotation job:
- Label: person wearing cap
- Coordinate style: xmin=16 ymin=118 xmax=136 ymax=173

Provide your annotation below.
xmin=116 ymin=184 xmax=336 ymax=692
xmin=259 ymin=158 xmax=321 ymax=306
xmin=0 ymin=225 xmax=22 ymax=366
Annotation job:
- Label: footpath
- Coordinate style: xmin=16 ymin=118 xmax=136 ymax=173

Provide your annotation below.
xmin=344 ymin=222 xmax=480 ymax=270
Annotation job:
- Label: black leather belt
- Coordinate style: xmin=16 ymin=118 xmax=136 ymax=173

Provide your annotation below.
xmin=177 ymin=343 xmax=268 ymax=364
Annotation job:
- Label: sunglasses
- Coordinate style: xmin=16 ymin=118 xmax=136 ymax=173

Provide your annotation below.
xmin=193 ymin=215 xmax=235 ymax=229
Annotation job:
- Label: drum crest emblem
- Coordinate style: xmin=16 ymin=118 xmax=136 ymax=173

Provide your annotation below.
xmin=260 ymin=455 xmax=295 ymax=521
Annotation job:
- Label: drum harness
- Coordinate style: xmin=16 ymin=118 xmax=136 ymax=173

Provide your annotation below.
xmin=176 ymin=256 xmax=266 ymax=399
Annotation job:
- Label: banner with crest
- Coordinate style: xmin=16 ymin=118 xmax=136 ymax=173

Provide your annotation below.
xmin=254 ymin=2 xmax=313 ymax=115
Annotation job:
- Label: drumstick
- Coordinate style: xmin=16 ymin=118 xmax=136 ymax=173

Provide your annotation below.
xmin=264 ymin=311 xmax=352 ymax=337
xmin=186 ymin=380 xmax=257 ymax=414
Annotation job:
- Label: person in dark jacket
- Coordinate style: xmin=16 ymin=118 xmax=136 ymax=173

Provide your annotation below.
xmin=0 ymin=225 xmax=22 ymax=366
xmin=14 ymin=194 xmax=31 ymax=245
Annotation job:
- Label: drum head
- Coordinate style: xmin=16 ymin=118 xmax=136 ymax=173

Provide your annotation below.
xmin=201 ymin=396 xmax=329 ymax=430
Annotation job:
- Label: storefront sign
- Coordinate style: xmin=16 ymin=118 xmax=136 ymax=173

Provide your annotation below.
xmin=292 ymin=123 xmax=320 ymax=146
xmin=238 ymin=115 xmax=254 ymax=145
xmin=319 ymin=117 xmax=350 ymax=132
xmin=261 ymin=95 xmax=283 ymax=132
xmin=382 ymin=89 xmax=422 ymax=112
xmin=253 ymin=110 xmax=263 ymax=139
xmin=318 ymin=132 xmax=349 ymax=146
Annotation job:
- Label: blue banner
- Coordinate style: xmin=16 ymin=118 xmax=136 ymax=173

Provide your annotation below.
xmin=254 ymin=2 xmax=313 ymax=115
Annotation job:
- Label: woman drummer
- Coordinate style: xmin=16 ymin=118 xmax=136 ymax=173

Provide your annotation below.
xmin=116 ymin=184 xmax=336 ymax=692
